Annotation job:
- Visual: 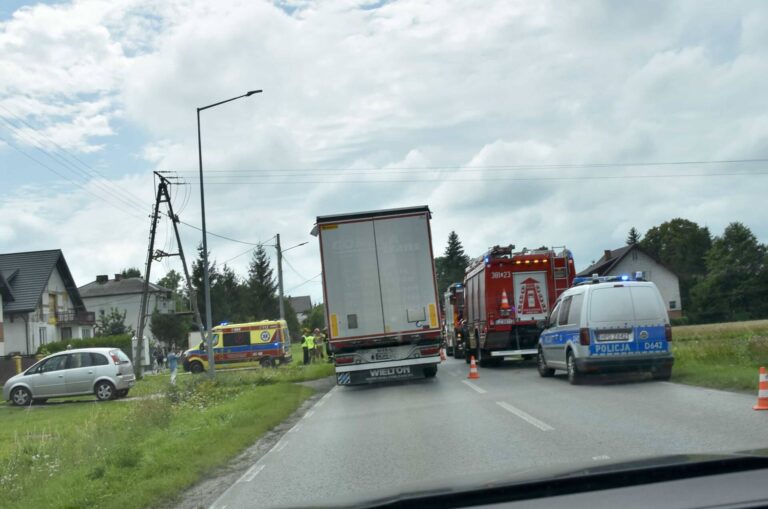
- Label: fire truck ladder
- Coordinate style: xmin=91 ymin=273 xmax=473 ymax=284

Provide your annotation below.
xmin=550 ymin=245 xmax=571 ymax=294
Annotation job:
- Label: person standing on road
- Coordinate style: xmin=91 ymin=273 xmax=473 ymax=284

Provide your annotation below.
xmin=154 ymin=347 xmax=165 ymax=374
xmin=167 ymin=346 xmax=179 ymax=385
xmin=306 ymin=332 xmax=316 ymax=363
xmin=313 ymin=328 xmax=324 ymax=360
xmin=301 ymin=330 xmax=311 ymax=365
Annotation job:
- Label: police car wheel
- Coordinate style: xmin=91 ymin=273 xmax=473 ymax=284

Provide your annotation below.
xmin=652 ymin=367 xmax=672 ymax=381
xmin=537 ymin=349 xmax=555 ymax=377
xmin=566 ymin=351 xmax=582 ymax=385
xmin=189 ymin=361 xmax=204 ymax=374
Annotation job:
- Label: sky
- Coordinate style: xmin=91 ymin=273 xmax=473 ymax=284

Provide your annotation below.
xmin=2 ymin=0 xmax=768 ymax=307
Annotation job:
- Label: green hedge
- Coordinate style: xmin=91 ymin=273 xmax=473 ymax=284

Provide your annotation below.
xmin=37 ymin=335 xmax=133 ymax=358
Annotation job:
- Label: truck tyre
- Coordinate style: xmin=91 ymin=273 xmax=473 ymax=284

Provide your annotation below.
xmin=566 ymin=351 xmax=582 ymax=385
xmin=537 ymin=349 xmax=555 ymax=377
xmin=424 ymin=365 xmax=438 ymax=378
xmin=189 ymin=361 xmax=204 ymax=374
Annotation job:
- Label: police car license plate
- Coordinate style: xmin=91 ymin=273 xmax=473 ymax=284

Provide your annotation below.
xmin=598 ymin=331 xmax=631 ymax=341
xmin=370 ymin=348 xmax=394 ymax=361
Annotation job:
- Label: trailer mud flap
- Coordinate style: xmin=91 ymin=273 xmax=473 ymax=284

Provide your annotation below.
xmin=337 ymin=364 xmax=427 ymax=385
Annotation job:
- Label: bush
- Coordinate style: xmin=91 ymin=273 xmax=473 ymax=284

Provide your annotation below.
xmin=37 ymin=335 xmax=133 ymax=358
xmin=671 ymin=316 xmax=690 ymax=326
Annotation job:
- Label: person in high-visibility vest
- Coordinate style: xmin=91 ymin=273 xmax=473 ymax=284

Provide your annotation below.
xmin=306 ymin=332 xmax=316 ymax=363
xmin=313 ymin=328 xmax=324 ymax=360
xmin=301 ymin=330 xmax=311 ymax=365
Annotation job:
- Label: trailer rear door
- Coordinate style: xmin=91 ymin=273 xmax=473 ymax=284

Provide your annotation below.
xmin=374 ymin=214 xmax=439 ymax=334
xmin=320 ymin=221 xmax=385 ymax=338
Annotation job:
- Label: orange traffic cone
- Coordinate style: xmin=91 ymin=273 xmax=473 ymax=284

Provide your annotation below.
xmin=440 ymin=348 xmax=447 ymax=361
xmin=500 ymin=290 xmax=510 ymax=310
xmin=754 ymin=367 xmax=768 ymax=411
xmin=468 ymin=355 xmax=480 ymax=379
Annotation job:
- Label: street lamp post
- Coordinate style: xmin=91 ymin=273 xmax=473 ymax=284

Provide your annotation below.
xmin=275 ymin=235 xmax=308 ymax=320
xmin=197 ymin=89 xmax=262 ymax=377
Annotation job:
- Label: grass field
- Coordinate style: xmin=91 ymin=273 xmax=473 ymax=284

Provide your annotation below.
xmin=0 ymin=355 xmax=334 ymax=509
xmin=671 ymin=320 xmax=768 ymax=391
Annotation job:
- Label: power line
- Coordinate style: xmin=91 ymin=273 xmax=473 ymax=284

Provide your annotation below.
xmin=0 ymin=133 xmax=148 ymax=221
xmin=172 ymin=157 xmax=768 ymax=175
xmin=286 ymin=272 xmax=322 ymax=293
xmin=0 ymin=106 xmax=149 ymax=212
xmin=281 ymin=253 xmax=308 ymax=281
xmin=182 ymin=170 xmax=768 ymax=185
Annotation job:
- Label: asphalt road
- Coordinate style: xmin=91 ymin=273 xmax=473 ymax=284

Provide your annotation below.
xmin=211 ymin=357 xmax=768 ymax=508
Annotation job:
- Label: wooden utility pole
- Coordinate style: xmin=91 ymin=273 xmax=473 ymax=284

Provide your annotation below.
xmin=135 ymin=172 xmax=206 ymax=378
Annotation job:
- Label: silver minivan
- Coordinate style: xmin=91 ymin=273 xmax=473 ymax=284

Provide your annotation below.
xmin=3 ymin=347 xmax=136 ymax=406
xmin=537 ymin=278 xmax=674 ymax=384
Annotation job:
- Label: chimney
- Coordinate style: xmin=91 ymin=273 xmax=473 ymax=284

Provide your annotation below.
xmin=114 ymin=274 xmax=122 ymax=281
xmin=603 ymin=249 xmax=612 ymax=260
xmin=96 ymin=275 xmax=108 ymax=284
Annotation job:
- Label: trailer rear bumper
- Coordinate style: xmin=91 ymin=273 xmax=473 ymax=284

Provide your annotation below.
xmin=489 ymin=349 xmax=538 ymax=357
xmin=335 ymin=357 xmax=439 ymax=385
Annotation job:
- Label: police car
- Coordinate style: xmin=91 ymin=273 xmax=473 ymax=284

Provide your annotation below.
xmin=537 ymin=274 xmax=674 ymax=384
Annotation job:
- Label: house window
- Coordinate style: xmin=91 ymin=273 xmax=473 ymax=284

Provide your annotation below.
xmin=39 ymin=327 xmax=47 ymax=344
xmin=61 ymin=327 xmax=72 ymax=341
xmin=669 ymin=301 xmax=677 ymax=310
xmin=82 ymin=328 xmax=92 ymax=339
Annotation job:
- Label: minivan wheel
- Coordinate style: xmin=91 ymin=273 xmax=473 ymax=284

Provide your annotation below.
xmin=424 ymin=365 xmax=438 ymax=378
xmin=95 ymin=381 xmax=116 ymax=401
xmin=189 ymin=361 xmax=204 ymax=374
xmin=10 ymin=387 xmax=32 ymax=406
xmin=566 ymin=351 xmax=582 ymax=385
xmin=537 ymin=349 xmax=555 ymax=377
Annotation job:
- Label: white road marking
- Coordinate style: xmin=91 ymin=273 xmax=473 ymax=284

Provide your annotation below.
xmin=304 ymin=410 xmax=314 ymax=419
xmin=496 ymin=401 xmax=554 ymax=431
xmin=462 ymin=380 xmax=487 ymax=394
xmin=241 ymin=464 xmax=265 ymax=483
xmin=315 ymin=399 xmax=325 ymax=407
xmin=275 ymin=441 xmax=288 ymax=452
xmin=290 ymin=423 xmax=302 ymax=433
xmin=592 ymin=455 xmax=611 ymax=461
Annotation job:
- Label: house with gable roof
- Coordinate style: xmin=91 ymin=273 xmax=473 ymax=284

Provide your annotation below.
xmin=577 ymin=244 xmax=683 ymax=318
xmin=0 ymin=249 xmax=94 ymax=355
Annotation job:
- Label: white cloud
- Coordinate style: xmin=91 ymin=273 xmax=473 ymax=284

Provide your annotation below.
xmin=3 ymin=0 xmax=768 ymax=306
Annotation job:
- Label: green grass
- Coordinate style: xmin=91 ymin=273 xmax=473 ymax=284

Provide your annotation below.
xmin=670 ymin=320 xmax=768 ymax=391
xmin=0 ymin=364 xmax=329 ymax=509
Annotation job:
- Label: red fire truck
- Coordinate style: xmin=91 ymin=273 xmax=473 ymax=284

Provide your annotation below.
xmin=463 ymin=245 xmax=575 ymax=366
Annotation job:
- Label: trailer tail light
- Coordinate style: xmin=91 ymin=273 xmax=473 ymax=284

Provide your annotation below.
xmin=335 ymin=355 xmax=354 ymax=365
xmin=665 ymin=324 xmax=672 ymax=342
xmin=579 ymin=328 xmax=591 ymax=346
xmin=420 ymin=346 xmax=440 ymax=357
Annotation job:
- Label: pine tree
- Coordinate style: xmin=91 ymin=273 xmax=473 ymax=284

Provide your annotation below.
xmin=191 ymin=244 xmax=220 ymax=328
xmin=626 ymin=227 xmax=641 ymax=245
xmin=246 ymin=245 xmax=279 ymax=320
xmin=436 ymin=231 xmax=471 ymax=296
